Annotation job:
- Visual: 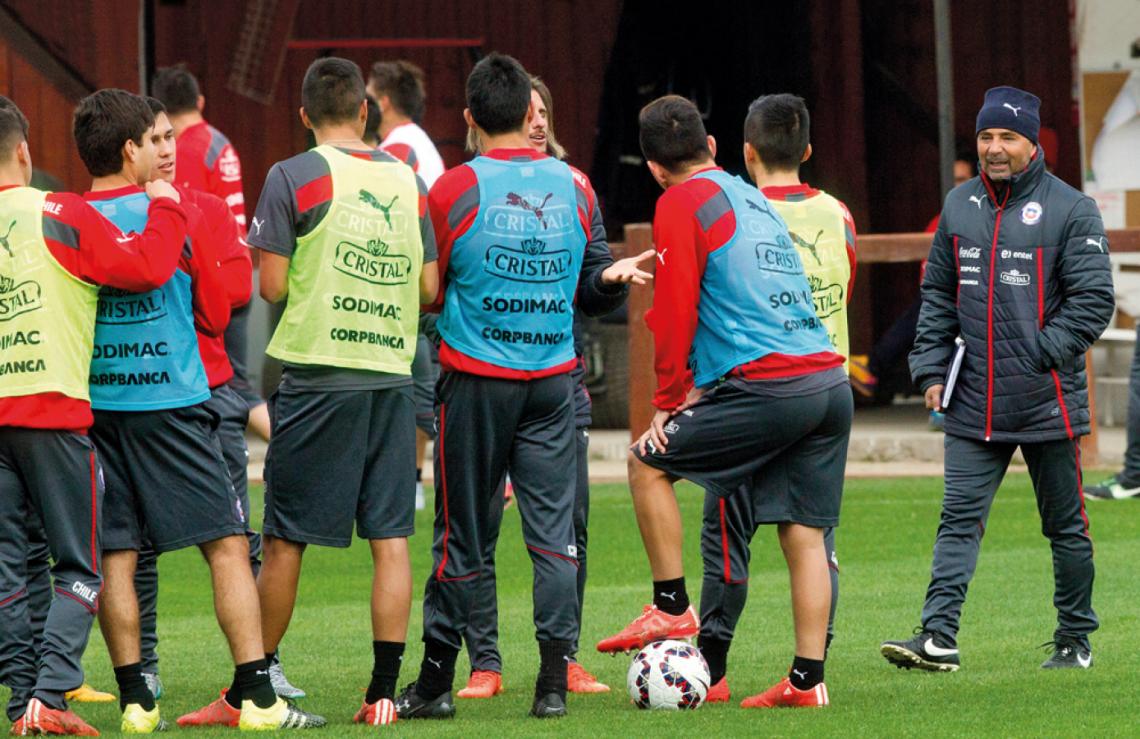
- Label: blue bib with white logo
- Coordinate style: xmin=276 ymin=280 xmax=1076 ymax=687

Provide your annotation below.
xmin=688 ymin=170 xmax=833 ymax=386
xmin=88 ymin=191 xmax=210 ymax=410
xmin=437 ymin=155 xmax=586 ymax=370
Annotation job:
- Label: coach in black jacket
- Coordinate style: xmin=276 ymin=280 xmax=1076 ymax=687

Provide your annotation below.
xmin=881 ymin=86 xmax=1114 ymax=673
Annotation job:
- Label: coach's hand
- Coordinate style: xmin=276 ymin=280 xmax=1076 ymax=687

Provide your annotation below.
xmin=145 ymin=179 xmax=181 ymax=204
xmin=637 ymin=409 xmax=673 ymax=456
xmin=601 ymin=249 xmax=655 ymax=285
xmin=925 ymin=383 xmax=944 ymax=411
xmin=676 ymin=386 xmax=704 ymax=412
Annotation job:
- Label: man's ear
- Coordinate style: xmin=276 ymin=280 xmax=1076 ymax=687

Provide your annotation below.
xmin=646 ymin=160 xmax=669 ymax=189
xmin=196 ymin=95 xmax=205 ymax=113
xmin=122 ymin=138 xmax=138 ymax=164
xmin=299 ymin=107 xmax=314 ymax=131
xmin=743 ymin=141 xmax=757 ymax=166
xmin=801 ymin=142 xmax=813 ymax=163
xmin=463 ymin=108 xmax=476 ymax=130
xmin=707 ymin=135 xmax=717 ymax=159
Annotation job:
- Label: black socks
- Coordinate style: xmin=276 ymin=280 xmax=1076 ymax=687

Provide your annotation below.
xmin=788 ymin=655 xmax=825 ymax=690
xmin=366 ymin=641 xmax=405 ymax=704
xmin=416 ymin=639 xmax=458 ymax=700
xmin=225 ymin=659 xmax=276 ymax=710
xmin=653 ymin=577 xmax=689 ymax=615
xmin=114 ymin=663 xmax=154 ymax=712
xmin=697 ymin=636 xmax=730 ymax=685
xmin=536 ymin=640 xmax=571 ymax=697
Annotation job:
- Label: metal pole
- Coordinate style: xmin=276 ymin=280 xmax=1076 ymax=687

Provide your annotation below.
xmin=934 ymin=0 xmax=955 ymax=199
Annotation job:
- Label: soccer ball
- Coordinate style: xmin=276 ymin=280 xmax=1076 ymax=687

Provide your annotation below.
xmin=626 ymin=640 xmax=710 ymax=710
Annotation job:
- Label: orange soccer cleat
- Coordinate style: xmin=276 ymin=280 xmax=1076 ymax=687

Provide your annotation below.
xmin=740 ymin=677 xmax=829 ymax=709
xmin=17 ymin=698 xmax=100 ymax=736
xmin=353 ymin=698 xmax=397 ymax=726
xmin=566 ymin=662 xmax=609 ymax=694
xmin=455 ymin=670 xmax=502 ymax=699
xmin=176 ymin=690 xmax=240 ymax=727
xmin=595 ymin=605 xmax=699 ymax=654
xmin=704 ymin=677 xmax=730 ymax=703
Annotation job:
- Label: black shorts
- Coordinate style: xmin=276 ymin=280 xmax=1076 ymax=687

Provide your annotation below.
xmin=263 ymin=383 xmax=416 ymax=546
xmin=94 ymin=404 xmax=246 ymax=553
xmin=632 ymin=376 xmax=852 ymax=527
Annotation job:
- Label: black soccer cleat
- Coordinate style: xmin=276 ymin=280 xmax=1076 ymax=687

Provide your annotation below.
xmin=393 ymin=683 xmax=456 ymax=719
xmin=1040 ymin=640 xmax=1092 ymax=669
xmin=529 ymin=691 xmax=567 ymax=718
xmin=881 ymin=629 xmax=960 ymax=672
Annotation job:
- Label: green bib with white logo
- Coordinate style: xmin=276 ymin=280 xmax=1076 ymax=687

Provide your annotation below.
xmin=769 ymin=193 xmax=853 ymax=369
xmin=267 ymin=146 xmax=423 ymax=373
xmin=0 ymin=187 xmax=99 ymax=401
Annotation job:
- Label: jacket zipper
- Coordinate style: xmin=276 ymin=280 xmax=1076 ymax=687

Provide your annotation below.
xmin=984 ymin=187 xmax=1009 ymax=441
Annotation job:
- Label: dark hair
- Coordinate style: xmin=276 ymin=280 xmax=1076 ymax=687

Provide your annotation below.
xmin=151 ymin=65 xmax=200 ymax=115
xmin=638 ymin=95 xmax=711 ymax=171
xmin=73 ymin=89 xmax=154 ymax=177
xmin=144 ymin=96 xmax=167 ymax=116
xmin=466 ymin=53 xmax=530 ymax=136
xmin=0 ymin=96 xmax=29 ymax=154
xmin=743 ymin=94 xmax=810 ymax=172
xmin=368 ymin=60 xmax=426 ymax=121
xmin=364 ymin=95 xmax=381 ymax=145
xmin=302 ymin=57 xmax=365 ymax=127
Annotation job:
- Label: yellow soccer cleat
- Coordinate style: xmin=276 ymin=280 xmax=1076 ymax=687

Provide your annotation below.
xmin=65 ymin=683 xmax=116 ymax=703
xmin=238 ymin=698 xmax=326 ymax=731
xmin=121 ymin=703 xmax=166 ymax=733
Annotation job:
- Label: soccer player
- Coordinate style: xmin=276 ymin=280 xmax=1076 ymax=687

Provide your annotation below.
xmin=0 ymin=96 xmax=187 ymax=737
xmin=457 ymin=75 xmax=615 ymax=701
xmin=367 ymin=59 xmax=444 ymax=510
xmin=396 ymin=53 xmax=649 ymax=721
xmin=247 ymin=56 xmax=438 ymax=727
xmin=151 ymin=65 xmax=271 ymax=442
xmin=596 ymin=95 xmax=852 ymax=709
xmin=75 ymin=89 xmax=322 ymax=732
xmin=881 ymin=86 xmax=1112 ymax=672
xmin=697 ymin=94 xmax=856 ymax=704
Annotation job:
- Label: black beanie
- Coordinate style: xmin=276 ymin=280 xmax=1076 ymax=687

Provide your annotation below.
xmin=975 ymin=86 xmax=1040 ymax=143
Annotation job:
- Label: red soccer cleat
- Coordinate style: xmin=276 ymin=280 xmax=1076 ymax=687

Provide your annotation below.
xmin=176 ymin=690 xmax=240 ymax=727
xmin=455 ymin=670 xmax=502 ymax=699
xmin=704 ymin=677 xmax=730 ymax=703
xmin=595 ymin=605 xmax=699 ymax=654
xmin=353 ymin=698 xmax=397 ymax=726
xmin=18 ymin=698 xmax=100 ymax=736
xmin=567 ymin=662 xmax=609 ymax=694
xmin=740 ymin=677 xmax=829 ymax=708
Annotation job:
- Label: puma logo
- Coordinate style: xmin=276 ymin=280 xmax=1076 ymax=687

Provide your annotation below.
xmin=746 ymin=199 xmax=765 ymax=212
xmin=969 ymin=195 xmax=984 ymax=209
xmin=1085 ymin=237 xmax=1106 ymax=253
xmin=659 ymin=592 xmax=677 ymax=601
xmin=790 ymin=228 xmax=825 ymax=266
xmin=1003 ymin=102 xmax=1021 ymax=117
xmin=359 ymin=189 xmax=399 ymax=229
xmin=251 ymin=217 xmax=264 ymax=236
xmin=506 ymin=192 xmax=554 ymax=228
xmin=656 ymin=248 xmax=668 ymax=265
xmin=0 ymin=220 xmax=14 ymax=257
xmin=427 ymin=658 xmax=442 ymax=670
xmin=792 ymin=669 xmax=808 ymax=680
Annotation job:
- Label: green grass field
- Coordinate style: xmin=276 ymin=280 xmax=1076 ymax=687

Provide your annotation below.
xmin=12 ymin=474 xmax=1140 ymax=736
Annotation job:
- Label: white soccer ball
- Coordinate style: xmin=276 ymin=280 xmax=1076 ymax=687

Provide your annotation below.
xmin=626 ymin=640 xmax=710 ymax=710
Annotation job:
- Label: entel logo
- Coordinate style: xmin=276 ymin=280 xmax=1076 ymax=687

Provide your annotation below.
xmin=1001 ymin=249 xmax=1033 ymax=260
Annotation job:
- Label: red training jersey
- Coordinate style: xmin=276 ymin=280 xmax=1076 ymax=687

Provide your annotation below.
xmin=176 ymin=119 xmax=247 ymax=232
xmin=0 ymin=186 xmax=188 ymax=432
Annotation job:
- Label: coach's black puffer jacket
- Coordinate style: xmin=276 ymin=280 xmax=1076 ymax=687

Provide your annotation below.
xmin=910 ymin=152 xmax=1115 ymax=443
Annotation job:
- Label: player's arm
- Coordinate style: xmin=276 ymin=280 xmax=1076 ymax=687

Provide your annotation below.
xmin=48 ymin=182 xmax=187 ymax=292
xmin=842 ymin=202 xmax=857 ymax=301
xmin=182 ymin=204 xmax=230 ymax=338
xmin=247 ymin=162 xmax=300 ymax=304
xmin=425 ymin=166 xmax=478 ymax=312
xmin=646 ymin=189 xmax=703 ymax=413
xmin=415 ymin=173 xmax=439 ymax=303
xmin=572 ymin=173 xmax=645 ymax=316
xmin=908 ymin=218 xmax=960 ymax=393
xmin=211 ymin=197 xmax=253 ymax=308
xmin=1034 ymin=197 xmax=1115 ymax=370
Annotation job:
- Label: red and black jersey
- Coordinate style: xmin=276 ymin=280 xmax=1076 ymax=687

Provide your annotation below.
xmin=648 ymin=169 xmax=843 ymax=411
xmin=426 ymin=147 xmax=625 ymax=380
xmin=0 ymin=186 xmax=188 ymax=432
xmin=176 ymin=120 xmax=246 ymax=232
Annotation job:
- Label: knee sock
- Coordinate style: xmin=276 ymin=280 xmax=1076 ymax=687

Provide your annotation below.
xmin=366 ymin=641 xmax=405 ymax=703
xmin=536 ymin=640 xmax=571 ymax=697
xmin=114 ymin=663 xmax=154 ymax=712
xmin=653 ymin=577 xmax=689 ymax=615
xmin=225 ymin=659 xmax=276 ymax=710
xmin=415 ymin=639 xmax=457 ymax=700
xmin=697 ymin=636 xmax=730 ymax=684
xmin=788 ymin=655 xmax=825 ymax=690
